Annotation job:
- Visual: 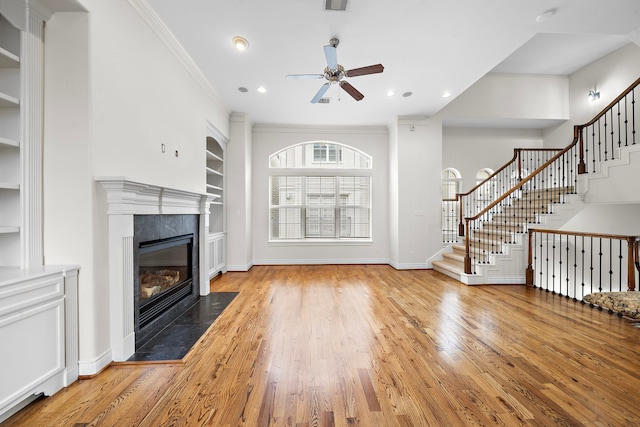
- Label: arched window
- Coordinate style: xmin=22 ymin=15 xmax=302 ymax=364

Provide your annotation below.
xmin=268 ymin=142 xmax=372 ymax=241
xmin=441 ymin=168 xmax=462 ymax=200
xmin=475 ymin=168 xmax=493 ymax=185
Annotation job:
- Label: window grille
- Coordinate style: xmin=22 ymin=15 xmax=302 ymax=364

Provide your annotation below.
xmin=269 ymin=142 xmax=372 ymax=241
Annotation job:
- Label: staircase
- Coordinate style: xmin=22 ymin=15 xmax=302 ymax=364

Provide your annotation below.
xmin=432 ymin=75 xmax=640 ymax=285
xmin=433 ymin=187 xmax=582 ymax=284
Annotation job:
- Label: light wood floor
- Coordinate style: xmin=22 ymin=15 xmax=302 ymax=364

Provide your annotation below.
xmin=5 ymin=265 xmax=640 ymax=426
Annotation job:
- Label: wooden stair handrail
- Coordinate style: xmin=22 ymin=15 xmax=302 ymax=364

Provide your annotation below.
xmin=456 ymin=148 xmax=563 ymax=198
xmin=457 ymin=148 xmax=562 ymax=236
xmin=580 ymin=76 xmax=640 ymax=129
xmin=464 ymin=143 xmax=576 ymax=223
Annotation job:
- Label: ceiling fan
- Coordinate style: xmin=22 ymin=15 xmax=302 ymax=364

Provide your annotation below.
xmin=286 ymin=38 xmax=384 ymax=103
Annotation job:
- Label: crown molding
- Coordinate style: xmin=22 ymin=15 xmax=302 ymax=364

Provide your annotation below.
xmin=253 ymin=123 xmax=388 ymax=135
xmin=127 ymin=0 xmax=229 ymax=116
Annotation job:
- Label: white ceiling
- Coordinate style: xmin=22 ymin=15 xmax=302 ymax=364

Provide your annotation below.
xmin=146 ymin=0 xmax=640 ymax=127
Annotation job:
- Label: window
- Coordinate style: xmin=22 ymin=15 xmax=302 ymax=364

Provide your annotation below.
xmin=475 ymin=168 xmax=493 ymax=185
xmin=269 ymin=142 xmax=372 ymax=241
xmin=476 ymin=168 xmax=494 ymax=201
xmin=441 ymin=168 xmax=462 ymax=200
xmin=312 ymin=143 xmax=341 ymax=163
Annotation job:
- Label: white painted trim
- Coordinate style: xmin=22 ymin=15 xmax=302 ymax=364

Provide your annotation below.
xmin=389 ymin=262 xmax=430 ymax=270
xmin=226 ymin=263 xmax=254 ymax=272
xmin=253 ymin=123 xmax=388 ymax=135
xmin=253 ymin=258 xmax=390 ymax=266
xmin=78 ymin=349 xmax=113 ymax=377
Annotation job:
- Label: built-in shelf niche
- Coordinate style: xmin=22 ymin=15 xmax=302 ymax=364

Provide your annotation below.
xmin=0 ymin=13 xmax=21 ymax=267
xmin=206 ymin=136 xmax=224 ymax=234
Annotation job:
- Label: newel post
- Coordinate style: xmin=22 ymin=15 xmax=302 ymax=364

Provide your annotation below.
xmin=457 ymin=194 xmax=465 ymax=237
xmin=516 ymin=148 xmax=523 ymax=181
xmin=627 ymin=237 xmax=637 ymax=291
xmin=526 ymin=229 xmax=534 ymax=286
xmin=577 ymin=126 xmax=587 ymax=174
xmin=464 ymin=219 xmax=472 ymax=274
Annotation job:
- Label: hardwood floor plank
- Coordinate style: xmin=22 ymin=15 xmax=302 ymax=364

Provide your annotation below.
xmin=6 ymin=265 xmax=640 ymax=426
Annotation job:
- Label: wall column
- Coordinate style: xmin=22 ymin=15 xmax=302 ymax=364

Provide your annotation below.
xmin=226 ymin=113 xmax=253 ymax=271
xmin=388 ymin=116 xmax=443 ymax=269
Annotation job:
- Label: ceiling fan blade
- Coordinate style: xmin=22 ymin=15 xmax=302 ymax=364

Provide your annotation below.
xmin=339 ymin=81 xmax=364 ymax=101
xmin=286 ymin=74 xmax=324 ymax=79
xmin=311 ymin=83 xmax=331 ymax=103
xmin=345 ymin=64 xmax=384 ymax=77
xmin=323 ymin=45 xmax=338 ymax=70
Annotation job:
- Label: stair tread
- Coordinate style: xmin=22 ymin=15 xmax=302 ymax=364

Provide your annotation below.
xmin=443 ymin=251 xmax=465 ymax=263
xmin=433 ymin=259 xmax=464 ymax=274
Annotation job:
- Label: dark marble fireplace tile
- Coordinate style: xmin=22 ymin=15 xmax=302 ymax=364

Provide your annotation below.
xmin=127 ymin=291 xmax=238 ymax=362
xmin=173 ymin=292 xmax=237 ymax=326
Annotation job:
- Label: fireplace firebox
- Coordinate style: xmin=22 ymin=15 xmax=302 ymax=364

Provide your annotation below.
xmin=138 ymin=234 xmax=193 ymax=328
xmin=133 ymin=214 xmax=200 ymax=350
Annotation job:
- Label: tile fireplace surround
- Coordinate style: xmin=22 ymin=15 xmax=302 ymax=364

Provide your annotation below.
xmin=97 ymin=178 xmax=215 ymax=361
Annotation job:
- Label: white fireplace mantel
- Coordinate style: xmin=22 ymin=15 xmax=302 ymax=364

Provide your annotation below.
xmin=97 ymin=177 xmax=215 ymax=361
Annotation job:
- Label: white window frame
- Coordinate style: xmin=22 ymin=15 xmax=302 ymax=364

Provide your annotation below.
xmin=269 ymin=142 xmax=372 ymax=243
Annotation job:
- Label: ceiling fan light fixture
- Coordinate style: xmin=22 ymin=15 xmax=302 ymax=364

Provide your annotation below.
xmin=232 ymin=36 xmax=249 ymax=51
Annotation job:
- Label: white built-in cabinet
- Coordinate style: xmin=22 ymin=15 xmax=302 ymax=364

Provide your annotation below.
xmin=206 ymin=136 xmax=226 ymax=277
xmin=0 ymin=6 xmax=80 ymax=422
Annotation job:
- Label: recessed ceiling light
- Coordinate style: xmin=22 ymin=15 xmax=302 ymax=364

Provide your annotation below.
xmin=536 ymin=8 xmax=556 ymax=23
xmin=232 ymin=36 xmax=249 ymax=51
xmin=402 ymin=91 xmax=413 ymax=97
xmin=442 ymin=91 xmax=452 ymax=98
xmin=257 ymin=86 xmax=267 ymax=93
xmin=238 ymin=87 xmax=248 ymax=93
xmin=386 ymin=90 xmax=395 ymax=97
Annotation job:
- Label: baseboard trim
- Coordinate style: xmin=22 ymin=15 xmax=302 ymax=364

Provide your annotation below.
xmin=78 ymin=349 xmax=113 ymax=377
xmin=252 ymin=258 xmax=389 ymax=266
xmin=226 ymin=263 xmax=254 ymax=272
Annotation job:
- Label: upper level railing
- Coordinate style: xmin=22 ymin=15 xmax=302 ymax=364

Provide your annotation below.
xmin=578 ymin=76 xmax=639 ymax=174
xmin=458 ymin=76 xmax=640 ymax=275
xmin=526 ymin=229 xmax=639 ymax=299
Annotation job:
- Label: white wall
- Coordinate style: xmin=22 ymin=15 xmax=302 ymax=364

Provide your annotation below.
xmin=43 ymin=12 xmax=98 ymax=360
xmin=443 ymin=74 xmax=569 ymax=123
xmin=43 ymin=0 xmax=230 ymax=373
xmin=442 ymin=127 xmax=543 ymax=191
xmin=391 ymin=117 xmax=443 ymax=268
xmin=544 ymin=43 xmax=640 ymax=148
xmin=87 ymin=0 xmax=229 ymax=193
xmin=251 ymin=125 xmax=389 ymax=264
xmin=561 ymin=204 xmax=640 ymax=235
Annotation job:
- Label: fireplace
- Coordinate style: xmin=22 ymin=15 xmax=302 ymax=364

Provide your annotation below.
xmin=134 ymin=215 xmax=200 ymax=349
xmin=98 ymin=178 xmax=215 ymax=362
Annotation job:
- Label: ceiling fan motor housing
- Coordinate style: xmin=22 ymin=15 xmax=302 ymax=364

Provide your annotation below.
xmin=324 ymin=65 xmax=345 ymax=82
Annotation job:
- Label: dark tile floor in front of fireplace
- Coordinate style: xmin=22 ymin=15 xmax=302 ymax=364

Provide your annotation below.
xmin=127 ymin=292 xmax=238 ymax=362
